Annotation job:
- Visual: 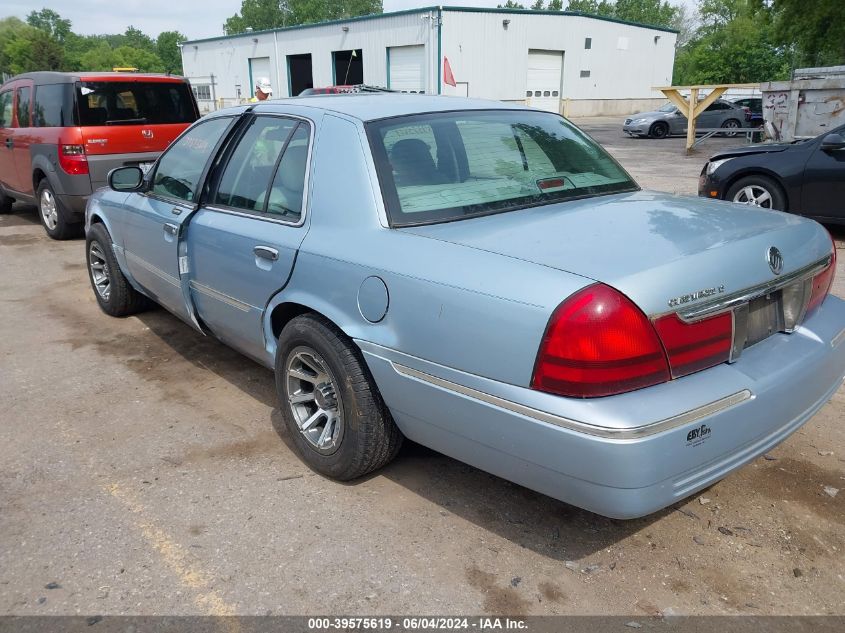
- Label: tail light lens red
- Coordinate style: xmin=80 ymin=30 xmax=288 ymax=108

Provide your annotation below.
xmin=652 ymin=312 xmax=732 ymax=379
xmin=531 ymin=284 xmax=671 ymax=398
xmin=59 ymin=144 xmax=89 ymax=175
xmin=806 ymin=245 xmax=837 ymax=316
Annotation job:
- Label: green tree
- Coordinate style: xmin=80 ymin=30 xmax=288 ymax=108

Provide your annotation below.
xmin=498 ymin=1 xmax=526 ymax=6
xmin=613 ymin=0 xmax=678 ymax=27
xmin=122 ymin=26 xmax=156 ymax=52
xmin=224 ymin=0 xmax=383 ymax=35
xmin=26 ymin=8 xmax=71 ymax=42
xmin=157 ymin=31 xmax=186 ymax=74
xmin=3 ymin=26 xmax=64 ymax=74
xmin=0 ymin=17 xmax=29 ymax=76
xmin=773 ymin=0 xmax=845 ymax=68
xmin=547 ymin=0 xmax=564 ymax=10
xmin=673 ymin=0 xmax=789 ymax=84
xmin=566 ymin=1 xmax=615 ymax=16
xmin=531 ymin=0 xmax=546 ymax=9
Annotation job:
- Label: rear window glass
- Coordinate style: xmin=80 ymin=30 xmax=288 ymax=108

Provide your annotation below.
xmin=33 ymin=84 xmax=75 ymax=127
xmin=367 ymin=110 xmax=637 ymax=226
xmin=76 ymin=81 xmax=198 ymax=126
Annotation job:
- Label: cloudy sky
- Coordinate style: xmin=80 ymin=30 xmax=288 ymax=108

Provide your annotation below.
xmin=5 ymin=1 xmax=693 ymax=41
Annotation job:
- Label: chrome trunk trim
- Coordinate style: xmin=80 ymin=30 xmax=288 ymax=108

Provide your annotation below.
xmin=676 ymin=255 xmax=832 ymax=323
xmin=392 ymin=362 xmax=752 ymax=440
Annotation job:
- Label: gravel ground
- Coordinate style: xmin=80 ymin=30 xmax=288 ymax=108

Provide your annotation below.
xmin=1 ymin=117 xmax=843 ymax=617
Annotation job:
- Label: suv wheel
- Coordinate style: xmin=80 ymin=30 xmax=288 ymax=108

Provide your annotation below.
xmin=275 ymin=314 xmax=403 ymax=480
xmin=37 ymin=180 xmax=82 ymax=240
xmin=86 ymin=222 xmax=150 ymax=316
xmin=0 ymin=188 xmax=13 ymax=214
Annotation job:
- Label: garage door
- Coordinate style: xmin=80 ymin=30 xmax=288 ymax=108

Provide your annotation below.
xmin=249 ymin=57 xmax=271 ymax=96
xmin=526 ymin=50 xmax=563 ymax=113
xmin=389 ymin=45 xmax=425 ymax=93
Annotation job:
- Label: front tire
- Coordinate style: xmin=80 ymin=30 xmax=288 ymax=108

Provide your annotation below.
xmin=726 ymin=175 xmax=786 ymax=211
xmin=86 ymin=222 xmax=150 ymax=316
xmin=649 ymin=122 xmax=669 ymax=139
xmin=275 ymin=314 xmax=403 ymax=480
xmin=37 ymin=180 xmax=82 ymax=240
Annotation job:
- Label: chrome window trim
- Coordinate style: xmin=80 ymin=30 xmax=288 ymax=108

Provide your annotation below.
xmin=201 ymin=113 xmax=315 ymax=228
xmin=671 ymin=255 xmax=832 ymax=323
xmin=391 ymin=362 xmax=752 ymax=440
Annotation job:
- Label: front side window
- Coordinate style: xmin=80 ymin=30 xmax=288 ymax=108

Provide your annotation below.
xmin=15 ymin=87 xmax=31 ymax=127
xmin=367 ymin=110 xmax=637 ymax=226
xmin=213 ymin=116 xmax=309 ymax=220
xmin=152 ymin=117 xmax=232 ymax=202
xmin=76 ymin=81 xmax=198 ymax=126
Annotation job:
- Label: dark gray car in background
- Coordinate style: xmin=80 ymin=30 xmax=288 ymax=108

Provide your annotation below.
xmin=623 ymin=99 xmax=749 ymax=139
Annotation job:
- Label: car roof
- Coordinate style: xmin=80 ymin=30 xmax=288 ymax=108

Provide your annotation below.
xmin=249 ymin=93 xmax=528 ymax=122
xmin=6 ymin=71 xmax=187 ymax=84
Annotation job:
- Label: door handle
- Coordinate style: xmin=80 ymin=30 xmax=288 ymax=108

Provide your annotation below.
xmin=163 ymin=223 xmax=179 ymax=236
xmin=4 ymin=138 xmax=12 ymax=149
xmin=254 ymin=246 xmax=279 ymax=261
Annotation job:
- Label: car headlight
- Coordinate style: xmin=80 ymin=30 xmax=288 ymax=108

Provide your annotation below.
xmin=631 ymin=118 xmax=649 ymax=124
xmin=706 ymin=158 xmax=733 ymax=175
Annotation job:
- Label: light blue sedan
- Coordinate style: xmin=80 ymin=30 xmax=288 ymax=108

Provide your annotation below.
xmin=85 ymin=95 xmax=845 ymax=519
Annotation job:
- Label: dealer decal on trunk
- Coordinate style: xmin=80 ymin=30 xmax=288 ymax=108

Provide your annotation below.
xmin=686 ymin=424 xmax=712 ymax=447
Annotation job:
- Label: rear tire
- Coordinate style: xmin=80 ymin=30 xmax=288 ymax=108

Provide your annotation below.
xmin=649 ymin=122 xmax=669 ymax=139
xmin=726 ymin=175 xmax=786 ymax=211
xmin=86 ymin=222 xmax=150 ymax=317
xmin=37 ymin=180 xmax=82 ymax=240
xmin=275 ymin=314 xmax=403 ymax=481
xmin=0 ymin=188 xmax=13 ymax=214
xmin=721 ymin=118 xmax=741 ymax=137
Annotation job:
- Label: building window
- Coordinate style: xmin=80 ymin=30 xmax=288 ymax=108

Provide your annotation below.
xmin=584 ymin=38 xmax=592 ymax=50
xmin=580 ymin=70 xmax=591 ymax=78
xmin=192 ymin=84 xmax=211 ymax=100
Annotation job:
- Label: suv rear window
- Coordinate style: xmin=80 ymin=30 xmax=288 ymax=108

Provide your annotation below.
xmin=367 ymin=110 xmax=637 ymax=226
xmin=76 ymin=81 xmax=198 ymax=126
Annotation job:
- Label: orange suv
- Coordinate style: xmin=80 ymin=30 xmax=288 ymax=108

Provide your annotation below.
xmin=0 ymin=72 xmax=199 ymax=239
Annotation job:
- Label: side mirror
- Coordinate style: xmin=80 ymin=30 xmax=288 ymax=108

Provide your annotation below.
xmin=108 ymin=165 xmax=145 ymax=192
xmin=821 ymin=133 xmax=845 ymax=151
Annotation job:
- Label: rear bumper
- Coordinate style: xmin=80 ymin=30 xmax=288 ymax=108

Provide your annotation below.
xmin=359 ymin=296 xmax=845 ymax=519
xmin=86 ymin=152 xmax=161 ymax=191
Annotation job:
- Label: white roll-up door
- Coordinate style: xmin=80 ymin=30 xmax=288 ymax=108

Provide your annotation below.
xmin=526 ymin=50 xmax=563 ymax=113
xmin=389 ymin=45 xmax=426 ymax=93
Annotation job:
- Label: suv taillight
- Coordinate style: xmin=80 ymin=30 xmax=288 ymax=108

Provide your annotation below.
xmin=531 ymin=284 xmax=671 ymax=398
xmin=59 ymin=144 xmax=89 ymax=175
xmin=806 ymin=244 xmax=837 ymax=316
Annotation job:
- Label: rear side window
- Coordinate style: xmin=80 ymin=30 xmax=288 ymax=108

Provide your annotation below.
xmin=15 ymin=86 xmax=31 ymax=127
xmin=213 ymin=116 xmax=310 ymax=221
xmin=33 ymin=84 xmax=75 ymax=127
xmin=152 ymin=117 xmax=232 ymax=203
xmin=0 ymin=91 xmax=12 ymax=127
xmin=76 ymin=81 xmax=198 ymax=126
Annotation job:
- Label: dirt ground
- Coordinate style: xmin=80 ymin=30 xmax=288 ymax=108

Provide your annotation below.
xmin=1 ymin=117 xmax=843 ymax=617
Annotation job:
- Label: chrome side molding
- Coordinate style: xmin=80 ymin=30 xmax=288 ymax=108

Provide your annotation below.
xmin=392 ymin=362 xmax=752 ymax=440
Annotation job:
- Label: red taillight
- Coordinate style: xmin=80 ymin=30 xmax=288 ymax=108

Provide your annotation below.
xmin=653 ymin=312 xmax=732 ymax=379
xmin=806 ymin=246 xmax=837 ymax=315
xmin=531 ymin=284 xmax=671 ymax=398
xmin=59 ymin=144 xmax=89 ymax=175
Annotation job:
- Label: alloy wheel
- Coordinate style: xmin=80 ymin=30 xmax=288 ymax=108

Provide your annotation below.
xmin=285 ymin=347 xmax=344 ymax=454
xmin=40 ymin=188 xmax=58 ymax=230
xmin=88 ymin=242 xmax=112 ymax=301
xmin=722 ymin=120 xmax=740 ymax=137
xmin=732 ymin=185 xmax=772 ymax=208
